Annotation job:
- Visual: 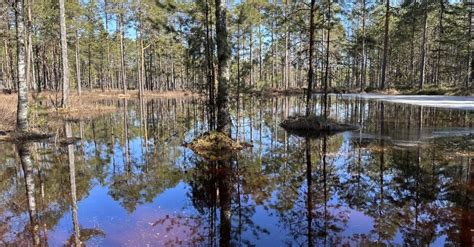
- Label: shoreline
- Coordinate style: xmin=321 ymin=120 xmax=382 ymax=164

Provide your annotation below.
xmin=0 ymin=90 xmax=201 ymax=133
xmin=246 ymin=86 xmax=473 ymax=97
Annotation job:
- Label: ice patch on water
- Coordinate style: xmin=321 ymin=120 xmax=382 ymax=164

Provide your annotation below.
xmin=344 ymin=94 xmax=474 ymax=110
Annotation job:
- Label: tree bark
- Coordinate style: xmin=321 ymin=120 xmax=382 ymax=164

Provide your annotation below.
xmin=75 ymin=30 xmax=81 ymax=96
xmin=26 ymin=0 xmax=35 ymax=92
xmin=323 ymin=1 xmax=331 ymax=118
xmin=15 ymin=0 xmax=28 ymax=132
xmin=59 ymin=0 xmax=70 ymax=107
xmin=380 ymin=0 xmax=390 ymax=89
xmin=419 ymin=5 xmax=428 ymax=90
xmin=119 ymin=8 xmax=127 ymax=94
xmin=215 ymin=0 xmax=231 ymax=133
xmin=249 ymin=27 xmax=253 ymax=87
xmin=205 ymin=0 xmax=215 ymax=129
xmin=284 ymin=0 xmax=289 ymax=89
xmin=360 ymin=0 xmax=367 ymax=91
xmin=306 ymin=0 xmax=316 ymax=117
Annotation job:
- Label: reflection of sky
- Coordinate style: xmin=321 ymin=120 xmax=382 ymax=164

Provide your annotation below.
xmin=2 ymin=95 xmax=471 ymax=245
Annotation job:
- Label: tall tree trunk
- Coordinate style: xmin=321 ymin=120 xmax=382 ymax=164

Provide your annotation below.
xmin=249 ymin=27 xmax=253 ymax=87
xmin=380 ymin=0 xmax=390 ymax=89
xmin=15 ymin=0 xmax=28 ymax=132
xmin=88 ymin=43 xmax=92 ymax=90
xmin=271 ymin=18 xmax=275 ymax=88
xmin=138 ymin=0 xmax=145 ymax=97
xmin=215 ymin=0 xmax=231 ymax=133
xmin=205 ymin=0 xmax=215 ymax=129
xmin=75 ymin=30 xmax=81 ymax=96
xmin=435 ymin=0 xmax=444 ymax=86
xmin=237 ymin=21 xmax=241 ymax=125
xmin=410 ymin=4 xmax=416 ymax=86
xmin=360 ymin=0 xmax=366 ymax=91
xmin=259 ymin=24 xmax=263 ymax=82
xmin=3 ymin=11 xmax=13 ymax=90
xmin=105 ymin=0 xmax=111 ymax=91
xmin=284 ymin=0 xmax=289 ymax=89
xmin=306 ymin=0 xmax=316 ymax=117
xmin=119 ymin=9 xmax=127 ymax=94
xmin=419 ymin=5 xmax=428 ymax=90
xmin=468 ymin=5 xmax=473 ymax=88
xmin=59 ymin=0 xmax=70 ymax=107
xmin=26 ymin=0 xmax=35 ymax=92
xmin=323 ymin=0 xmax=331 ymax=118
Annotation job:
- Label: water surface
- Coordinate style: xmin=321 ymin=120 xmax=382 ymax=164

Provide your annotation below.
xmin=1 ymin=95 xmax=472 ymax=246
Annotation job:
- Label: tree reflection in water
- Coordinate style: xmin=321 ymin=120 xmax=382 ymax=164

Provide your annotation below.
xmin=17 ymin=142 xmax=41 ymax=245
xmin=0 ymin=96 xmax=472 ymax=245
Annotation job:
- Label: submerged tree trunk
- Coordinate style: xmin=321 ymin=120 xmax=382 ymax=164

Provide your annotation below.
xmin=214 ymin=0 xmax=231 ymax=133
xmin=15 ymin=0 xmax=28 ymax=132
xmin=59 ymin=0 xmax=70 ymax=107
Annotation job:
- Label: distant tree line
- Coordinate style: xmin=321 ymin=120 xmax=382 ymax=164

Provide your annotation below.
xmin=0 ymin=0 xmax=472 ymax=98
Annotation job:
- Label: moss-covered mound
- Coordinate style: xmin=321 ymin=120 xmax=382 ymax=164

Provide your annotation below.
xmin=186 ymin=131 xmax=250 ymax=160
xmin=280 ymin=115 xmax=359 ymax=137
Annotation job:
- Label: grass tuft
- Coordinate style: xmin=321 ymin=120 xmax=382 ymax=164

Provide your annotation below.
xmin=186 ymin=131 xmax=250 ymax=160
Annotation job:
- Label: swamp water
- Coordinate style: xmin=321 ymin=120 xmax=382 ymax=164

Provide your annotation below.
xmin=0 ymin=95 xmax=473 ymax=246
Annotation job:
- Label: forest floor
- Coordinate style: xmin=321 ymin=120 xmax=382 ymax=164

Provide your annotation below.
xmin=364 ymin=85 xmax=473 ymax=96
xmin=0 ymin=90 xmax=199 ymax=133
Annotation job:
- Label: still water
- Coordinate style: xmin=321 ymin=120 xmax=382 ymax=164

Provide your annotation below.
xmin=0 ymin=95 xmax=473 ymax=246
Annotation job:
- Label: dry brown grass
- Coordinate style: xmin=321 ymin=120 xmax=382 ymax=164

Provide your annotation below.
xmin=50 ymin=95 xmax=116 ymax=121
xmin=186 ymin=131 xmax=250 ymax=160
xmin=249 ymin=88 xmax=305 ymax=97
xmin=0 ymin=94 xmax=17 ymax=131
xmin=78 ymin=89 xmax=201 ymax=99
xmin=371 ymin=88 xmax=401 ymax=95
xmin=0 ymin=90 xmax=199 ymax=133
